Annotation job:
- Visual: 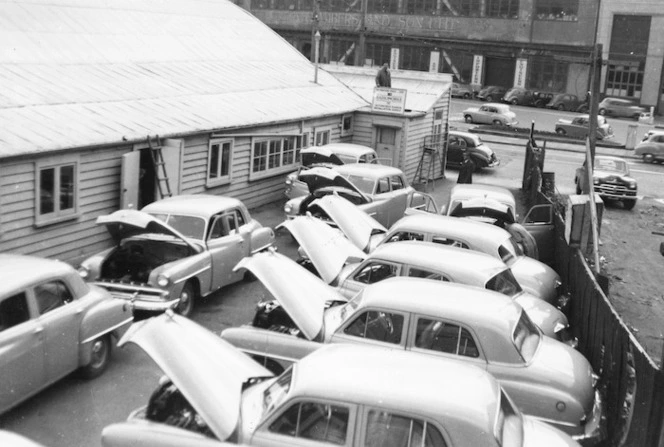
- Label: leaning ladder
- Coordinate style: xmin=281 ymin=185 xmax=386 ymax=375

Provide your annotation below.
xmin=147 ymin=135 xmax=173 ymax=199
xmin=413 ymin=146 xmax=440 ymax=192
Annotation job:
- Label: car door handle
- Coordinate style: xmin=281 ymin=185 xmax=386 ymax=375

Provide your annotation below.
xmin=34 ymin=327 xmax=43 ymax=337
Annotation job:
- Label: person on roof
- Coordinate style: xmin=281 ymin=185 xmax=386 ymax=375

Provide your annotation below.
xmin=375 ymin=63 xmax=391 ymax=88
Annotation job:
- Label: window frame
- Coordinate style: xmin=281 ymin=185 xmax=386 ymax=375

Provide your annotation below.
xmin=207 ymin=138 xmax=234 ymax=187
xmin=35 ymin=156 xmax=80 ymax=227
xmin=534 ymin=0 xmax=578 ymax=21
xmin=340 ymin=114 xmax=354 ymax=137
xmin=410 ymin=315 xmax=484 ymax=360
xmin=341 ymin=308 xmax=407 ymax=345
xmin=362 ymin=408 xmax=450 ymax=447
xmin=249 ymin=134 xmax=309 ymax=181
xmin=314 ymin=127 xmax=332 ymax=147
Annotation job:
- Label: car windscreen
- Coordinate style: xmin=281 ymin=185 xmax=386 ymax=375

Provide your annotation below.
xmin=485 ymin=269 xmax=522 ymax=297
xmin=263 ymin=367 xmax=293 ymax=418
xmin=345 ymin=175 xmax=376 ymax=195
xmin=596 ymin=158 xmax=627 ymax=174
xmin=512 ymin=310 xmax=541 ymax=363
xmin=149 ymin=213 xmax=207 ymax=240
xmin=494 ymin=390 xmax=524 ymax=447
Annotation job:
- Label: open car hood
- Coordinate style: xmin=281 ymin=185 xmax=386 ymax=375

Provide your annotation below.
xmin=300 ymin=146 xmax=344 ymax=166
xmin=298 ymin=167 xmax=367 ymax=199
xmin=277 ymin=215 xmax=366 ymax=284
xmin=117 ymin=312 xmax=272 ymax=441
xmin=235 ymin=250 xmax=345 ymax=341
xmin=449 ymin=198 xmax=516 ymax=225
xmin=311 ymin=194 xmax=387 ymax=252
xmin=96 ymin=209 xmax=199 ymax=251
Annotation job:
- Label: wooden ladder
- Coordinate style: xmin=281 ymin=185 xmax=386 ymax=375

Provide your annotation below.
xmin=413 ymin=146 xmax=440 ymax=192
xmin=147 ymin=135 xmax=172 ymax=199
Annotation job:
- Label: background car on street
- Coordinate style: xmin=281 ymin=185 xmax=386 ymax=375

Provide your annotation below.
xmin=450 ymin=82 xmax=476 ymax=99
xmin=547 ymin=93 xmax=582 ymax=111
xmin=574 ymin=156 xmax=637 ymax=210
xmin=104 ymin=313 xmax=581 ymax=447
xmin=634 ymin=131 xmax=664 ymax=163
xmin=446 ymin=130 xmax=500 ymax=170
xmin=502 ymin=87 xmax=536 ymax=106
xmin=598 ymin=97 xmax=647 ymax=119
xmin=462 ymin=103 xmax=518 ymax=127
xmin=555 ymin=115 xmax=614 ymax=140
xmin=78 ymin=195 xmax=275 ymax=317
xmin=0 ymin=254 xmax=133 ymax=415
xmin=533 ymin=91 xmax=555 ymax=108
xmin=476 ymin=85 xmax=507 ymax=102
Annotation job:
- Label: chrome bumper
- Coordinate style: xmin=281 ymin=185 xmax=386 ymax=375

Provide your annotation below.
xmin=573 ymin=390 xmax=606 ymax=446
xmin=93 ymin=282 xmax=179 ymax=312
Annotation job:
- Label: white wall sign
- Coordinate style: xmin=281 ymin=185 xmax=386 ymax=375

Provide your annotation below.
xmin=514 ymin=58 xmax=528 ymax=88
xmin=390 ymin=47 xmax=400 ymax=70
xmin=471 ymin=55 xmax=484 ymax=86
xmin=429 ymin=51 xmax=440 ymax=73
xmin=372 ymin=87 xmax=407 ymax=114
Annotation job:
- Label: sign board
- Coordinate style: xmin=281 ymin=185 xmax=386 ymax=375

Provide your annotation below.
xmin=390 ymin=48 xmax=400 ymax=70
xmin=429 ymin=51 xmax=440 ymax=73
xmin=471 ymin=55 xmax=484 ymax=86
xmin=372 ymin=87 xmax=407 ymax=114
xmin=514 ymin=58 xmax=527 ymax=88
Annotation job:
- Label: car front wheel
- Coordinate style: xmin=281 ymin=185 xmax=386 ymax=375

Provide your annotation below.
xmin=464 ymin=115 xmax=473 ymax=123
xmin=623 ymin=199 xmax=637 ymax=210
xmin=80 ymin=335 xmax=111 ymax=379
xmin=642 ymin=153 xmax=655 ymax=163
xmin=175 ymin=281 xmax=196 ymax=318
xmin=556 ymin=128 xmax=566 ymax=135
xmin=486 ymin=95 xmax=493 ymax=102
xmin=599 ymin=108 xmax=606 ymax=115
xmin=557 ymin=104 xmax=565 ymax=111
xmin=463 ymin=93 xmax=471 ymax=99
xmin=492 ymin=119 xmax=502 ymax=126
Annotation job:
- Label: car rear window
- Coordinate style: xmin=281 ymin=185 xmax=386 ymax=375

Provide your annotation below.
xmin=485 ymin=270 xmax=522 ymax=297
xmin=494 ymin=390 xmax=524 ymax=447
xmin=512 ymin=311 xmax=541 ymax=363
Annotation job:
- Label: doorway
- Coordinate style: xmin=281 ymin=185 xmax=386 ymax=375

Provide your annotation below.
xmin=374 ymin=126 xmax=400 ymax=167
xmin=484 ymin=57 xmax=515 ymax=88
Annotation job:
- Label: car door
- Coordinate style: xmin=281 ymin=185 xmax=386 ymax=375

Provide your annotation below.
xmin=338 ymin=260 xmax=401 ymax=299
xmin=447 ymin=135 xmax=464 ymax=166
xmin=477 ymin=106 xmax=491 ymax=124
xmin=34 ymin=280 xmax=80 ymax=382
xmin=0 ymin=292 xmax=45 ymax=414
xmin=207 ymin=209 xmax=248 ymax=290
xmin=520 ymin=204 xmax=555 ymax=267
xmin=331 ymin=309 xmax=409 ymax=349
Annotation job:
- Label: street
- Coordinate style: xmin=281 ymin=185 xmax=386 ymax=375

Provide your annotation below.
xmin=2 ymin=111 xmax=664 ymax=447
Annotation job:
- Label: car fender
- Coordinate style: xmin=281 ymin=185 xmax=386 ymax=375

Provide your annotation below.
xmin=78 ymin=295 xmax=133 ymax=366
xmin=151 ymin=253 xmax=213 ymax=297
xmin=249 ymin=226 xmax=275 ymax=254
xmin=102 ymin=421 xmax=231 ymax=447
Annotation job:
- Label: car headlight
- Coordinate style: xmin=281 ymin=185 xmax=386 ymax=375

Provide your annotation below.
xmin=593 ymin=178 xmax=600 ymax=185
xmin=285 ymin=178 xmax=293 ymax=186
xmin=78 ymin=266 xmax=90 ymax=279
xmin=628 ymin=181 xmax=637 ymax=189
xmin=157 ymin=274 xmax=170 ymax=288
xmin=284 ymin=203 xmax=293 ymax=214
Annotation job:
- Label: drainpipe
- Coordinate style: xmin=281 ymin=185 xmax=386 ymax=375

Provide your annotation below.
xmin=314 ymin=31 xmax=321 ymax=83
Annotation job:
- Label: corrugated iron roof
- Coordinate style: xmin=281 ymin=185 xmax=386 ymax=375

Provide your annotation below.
xmin=0 ymin=0 xmax=368 ymax=158
xmin=321 ymin=64 xmax=452 ymax=114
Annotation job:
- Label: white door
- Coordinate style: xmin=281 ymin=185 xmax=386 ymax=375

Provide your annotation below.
xmin=375 ymin=126 xmax=399 ymax=167
xmin=120 ymin=151 xmax=141 ymax=209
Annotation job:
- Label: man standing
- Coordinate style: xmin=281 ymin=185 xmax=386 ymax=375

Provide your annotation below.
xmin=457 ymin=150 xmax=475 ymax=184
xmin=375 ymin=63 xmax=391 ymax=88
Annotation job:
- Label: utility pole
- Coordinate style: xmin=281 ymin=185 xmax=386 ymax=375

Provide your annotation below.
xmin=584 ymin=42 xmax=603 ymax=194
xmin=311 ymin=0 xmax=320 ymax=63
xmin=356 ymin=0 xmax=367 ymax=66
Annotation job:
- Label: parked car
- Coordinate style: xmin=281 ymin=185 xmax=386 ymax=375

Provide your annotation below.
xmin=533 ymin=91 xmax=556 ymax=108
xmin=635 ymin=131 xmax=664 ymax=163
xmin=574 ymin=156 xmax=637 ymax=210
xmin=103 ymin=313 xmax=581 ymax=447
xmin=0 ymin=431 xmax=48 ymax=447
xmin=284 ymin=143 xmax=381 ymax=199
xmin=476 ymin=85 xmax=507 ymax=102
xmin=450 ymin=82 xmax=476 ymax=99
xmin=0 ymin=254 xmax=133 ymax=415
xmin=78 ymin=195 xmax=275 ymax=317
xmin=222 ymin=273 xmax=603 ymax=443
xmin=248 ymin=240 xmax=573 ymax=343
xmin=598 ymin=97 xmax=647 ymax=119
xmin=284 ymin=163 xmax=424 ymax=228
xmin=462 ymin=103 xmax=518 ymax=127
xmin=446 ymin=130 xmax=500 ymax=170
xmin=503 ymin=87 xmax=536 ymax=106
xmin=555 ymin=115 xmax=614 ymax=140
xmin=547 ymin=93 xmax=581 ymax=111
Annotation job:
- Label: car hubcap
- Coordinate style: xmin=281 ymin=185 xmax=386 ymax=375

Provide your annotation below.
xmin=90 ymin=339 xmax=107 ymax=368
xmin=178 ymin=289 xmax=192 ymax=314
xmin=644 ymin=154 xmax=654 ymax=163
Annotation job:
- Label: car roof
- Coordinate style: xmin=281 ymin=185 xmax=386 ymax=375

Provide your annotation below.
xmin=1 ymin=254 xmax=75 ymax=297
xmin=306 ymin=143 xmax=376 ymax=157
xmin=450 ymin=184 xmax=516 ymax=209
xmin=483 ymin=102 xmax=507 ymax=108
xmin=291 ymin=343 xmax=501 ymax=430
xmin=595 ymin=155 xmax=627 ymax=163
xmin=142 ymin=194 xmax=246 ymax=219
xmin=388 ymin=213 xmax=511 ymax=247
xmin=370 ymin=241 xmax=506 ymax=282
xmin=334 ymin=163 xmax=404 ymax=178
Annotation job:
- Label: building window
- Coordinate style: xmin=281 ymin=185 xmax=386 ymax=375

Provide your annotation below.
xmin=341 ymin=114 xmax=354 ymax=137
xmin=365 ymin=42 xmax=392 ymax=67
xmin=314 ymin=128 xmax=331 ymax=146
xmin=207 ymin=139 xmax=233 ymax=186
xmin=328 ymin=38 xmax=357 ymax=65
xmin=486 ymin=0 xmax=519 ymax=19
xmin=400 ymin=45 xmax=430 ymax=71
xmin=367 ymin=0 xmax=398 ymax=14
xmin=406 ymin=0 xmax=437 ymax=15
xmin=535 ymin=0 xmax=578 ymax=21
xmin=606 ymin=15 xmax=650 ymax=98
xmin=527 ymin=57 xmax=567 ymax=92
xmin=251 ymin=134 xmax=308 ymax=179
xmin=36 ymin=160 xmax=78 ymax=226
xmin=321 ymin=0 xmax=361 ymax=12
xmin=606 ymin=64 xmax=644 ymax=98
xmin=443 ymin=0 xmax=481 ymax=17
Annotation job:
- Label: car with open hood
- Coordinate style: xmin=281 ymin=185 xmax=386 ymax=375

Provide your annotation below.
xmin=284 ymin=164 xmax=423 ymax=228
xmin=634 ymin=131 xmax=664 ymax=163
xmin=284 ymin=143 xmax=381 ymax=199
xmin=276 ymin=216 xmax=572 ymax=343
xmin=555 ymin=115 xmax=614 ymax=140
xmin=102 ymin=313 xmax=581 ymax=447
xmin=222 ymin=268 xmax=603 ymax=444
xmin=462 ymin=102 xmax=518 ymax=127
xmin=78 ymin=195 xmax=275 ymax=317
xmin=0 ymin=254 xmax=133 ymax=415
xmin=574 ymin=156 xmax=637 ymax=210
xmin=446 ymin=130 xmax=500 ymax=170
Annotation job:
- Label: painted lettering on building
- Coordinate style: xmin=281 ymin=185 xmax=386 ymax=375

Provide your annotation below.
xmin=429 ymin=51 xmax=440 ymax=73
xmin=472 ymin=55 xmax=484 ymax=86
xmin=514 ymin=58 xmax=527 ymax=88
xmin=390 ymin=48 xmax=400 ymax=70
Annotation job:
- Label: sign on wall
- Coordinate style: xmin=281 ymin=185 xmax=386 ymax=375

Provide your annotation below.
xmin=429 ymin=51 xmax=440 ymax=73
xmin=514 ymin=58 xmax=528 ymax=88
xmin=471 ymin=55 xmax=484 ymax=86
xmin=390 ymin=48 xmax=400 ymax=70
xmin=372 ymin=87 xmax=407 ymax=114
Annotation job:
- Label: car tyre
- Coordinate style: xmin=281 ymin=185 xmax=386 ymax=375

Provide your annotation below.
xmin=463 ymin=92 xmax=471 ymax=99
xmin=175 ymin=281 xmax=196 ymax=318
xmin=642 ymin=153 xmax=654 ymax=163
xmin=557 ymin=104 xmax=565 ymax=111
xmin=511 ymin=99 xmax=519 ymax=105
xmin=623 ymin=199 xmax=637 ymax=210
xmin=599 ymin=108 xmax=606 ymax=115
xmin=556 ymin=128 xmax=566 ymax=136
xmin=492 ymin=119 xmax=502 ymax=126
xmin=80 ymin=335 xmax=111 ymax=379
xmin=486 ymin=95 xmax=493 ymax=102
xmin=464 ymin=115 xmax=473 ymax=124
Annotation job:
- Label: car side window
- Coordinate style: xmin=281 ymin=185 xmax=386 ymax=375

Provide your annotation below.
xmin=365 ymin=410 xmax=447 ymax=447
xmin=376 ymin=177 xmax=390 ymax=194
xmin=390 ymin=175 xmax=405 ymax=191
xmin=0 ymin=293 xmax=31 ymax=331
xmin=344 ymin=310 xmax=404 ymax=344
xmin=353 ymin=262 xmax=398 ymax=284
xmin=235 ymin=209 xmax=246 ymax=227
xmin=414 ymin=318 xmax=479 ymax=358
xmin=431 ymin=236 xmax=468 ymax=249
xmin=35 ymin=281 xmax=73 ymax=315
xmin=386 ymin=231 xmax=425 ymax=243
xmin=479 ymin=106 xmax=488 ymax=112
xmin=407 ymin=267 xmax=448 ymax=282
xmin=269 ymin=401 xmax=350 ymax=445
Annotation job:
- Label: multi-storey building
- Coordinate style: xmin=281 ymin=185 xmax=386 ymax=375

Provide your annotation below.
xmin=248 ymin=0 xmax=664 ymax=110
